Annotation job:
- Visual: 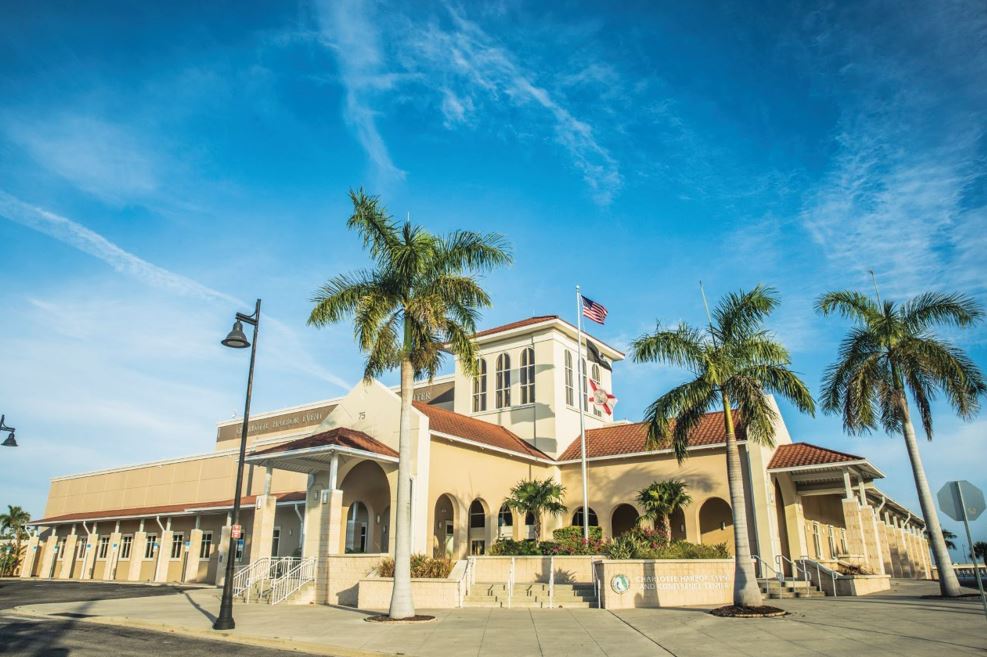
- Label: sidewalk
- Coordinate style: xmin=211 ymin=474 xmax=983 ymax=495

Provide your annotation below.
xmin=11 ymin=580 xmax=986 ymax=657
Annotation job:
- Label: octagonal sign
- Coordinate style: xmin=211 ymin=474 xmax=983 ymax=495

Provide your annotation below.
xmin=937 ymin=480 xmax=985 ymax=522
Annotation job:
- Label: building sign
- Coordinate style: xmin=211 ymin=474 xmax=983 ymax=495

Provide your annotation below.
xmin=216 ymin=405 xmax=335 ymax=443
xmin=610 ymin=572 xmax=729 ymax=594
xmin=231 ymin=524 xmax=242 ymax=539
xmin=610 ymin=574 xmax=630 ymax=594
xmin=412 ymin=380 xmax=454 ymax=404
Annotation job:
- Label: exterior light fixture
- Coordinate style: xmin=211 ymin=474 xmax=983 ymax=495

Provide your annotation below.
xmin=0 ymin=415 xmax=16 ymax=448
xmin=213 ymin=299 xmax=261 ymax=632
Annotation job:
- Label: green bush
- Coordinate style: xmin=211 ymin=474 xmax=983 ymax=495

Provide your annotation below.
xmin=375 ymin=553 xmax=453 ymax=578
xmin=553 ymin=526 xmax=603 ymax=542
xmin=489 ymin=538 xmax=541 ymax=556
xmin=604 ymin=527 xmax=728 ymax=560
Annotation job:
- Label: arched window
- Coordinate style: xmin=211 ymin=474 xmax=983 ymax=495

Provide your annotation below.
xmin=564 ymin=350 xmax=574 ymax=406
xmin=469 ymin=500 xmax=486 ymax=529
xmin=496 ymin=353 xmax=511 ymax=408
xmin=572 ymin=507 xmax=598 ymax=527
xmin=497 ymin=504 xmax=513 ymax=539
xmin=472 ymin=358 xmax=487 ymax=412
xmin=520 ymin=347 xmax=535 ymax=404
xmin=591 ymin=363 xmax=602 ymax=417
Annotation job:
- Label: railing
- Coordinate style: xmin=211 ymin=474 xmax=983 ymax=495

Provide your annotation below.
xmin=751 ymin=554 xmax=782 ymax=582
xmin=507 ymin=557 xmax=516 ymax=609
xmin=459 ymin=557 xmax=476 ymax=608
xmin=548 ymin=556 xmax=555 ymax=608
xmin=233 ymin=557 xmax=304 ymax=603
xmin=270 ymin=557 xmax=315 ymax=605
xmin=799 ymin=555 xmax=839 ymax=598
xmin=593 ymin=559 xmax=601 ymax=608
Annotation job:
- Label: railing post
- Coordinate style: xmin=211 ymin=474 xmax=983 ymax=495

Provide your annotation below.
xmin=549 ymin=556 xmax=555 ymax=608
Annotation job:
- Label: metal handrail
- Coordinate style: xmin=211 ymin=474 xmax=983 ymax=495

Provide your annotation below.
xmin=270 ymin=557 xmax=315 ymax=605
xmin=776 ymin=554 xmax=807 ymax=583
xmin=233 ymin=556 xmax=302 ymax=603
xmin=751 ymin=554 xmax=782 ymax=582
xmin=798 ymin=555 xmax=840 ymax=598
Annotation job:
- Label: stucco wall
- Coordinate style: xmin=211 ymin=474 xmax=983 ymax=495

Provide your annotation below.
xmin=471 ymin=556 xmax=598 ymax=584
xmin=596 ymin=559 xmax=734 ymax=608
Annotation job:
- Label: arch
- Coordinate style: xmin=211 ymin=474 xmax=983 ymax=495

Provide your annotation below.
xmin=669 ymin=507 xmax=687 ymax=541
xmin=571 ymin=507 xmax=599 ymax=528
xmin=497 ymin=503 xmax=513 ymax=539
xmin=339 ymin=460 xmax=391 ymax=553
xmin=520 ymin=347 xmax=535 ymax=404
xmin=611 ymin=504 xmax=640 ymax=538
xmin=699 ymin=497 xmax=734 ymax=553
xmin=433 ymin=494 xmax=457 ymax=558
xmin=468 ymin=499 xmax=488 ymax=555
xmin=472 ymin=358 xmax=487 ymax=412
xmin=495 ymin=353 xmax=511 ymax=408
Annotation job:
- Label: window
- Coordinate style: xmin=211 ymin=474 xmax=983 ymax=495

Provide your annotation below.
xmin=97 ymin=536 xmax=109 ymax=560
xmin=520 ymin=348 xmax=535 ymax=404
xmin=591 ymin=364 xmax=602 ymax=416
xmin=145 ymin=534 xmax=158 ymax=560
xmin=564 ymin=350 xmax=574 ymax=406
xmin=582 ymin=358 xmax=589 ymax=411
xmin=170 ymin=533 xmax=184 ymax=559
xmin=74 ymin=539 xmax=85 ymax=561
xmin=470 ymin=539 xmax=485 ymax=556
xmin=840 ymin=529 xmax=848 ymax=555
xmin=812 ymin=523 xmax=822 ymax=558
xmin=472 ymin=358 xmax=487 ymax=412
xmin=120 ymin=535 xmax=133 ymax=560
xmin=56 ymin=537 xmax=66 ymax=560
xmin=524 ymin=511 xmax=536 ymax=539
xmin=495 ymin=353 xmax=511 ymax=409
xmin=827 ymin=527 xmax=837 ymax=557
xmin=572 ymin=507 xmax=599 ymax=527
xmin=199 ymin=532 xmax=213 ymax=559
xmin=272 ymin=528 xmax=281 ymax=557
xmin=469 ymin=501 xmax=485 ymax=529
xmin=497 ymin=504 xmax=513 ymax=538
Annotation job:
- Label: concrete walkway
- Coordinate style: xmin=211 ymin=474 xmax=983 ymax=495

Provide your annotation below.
xmin=10 ymin=580 xmax=986 ymax=657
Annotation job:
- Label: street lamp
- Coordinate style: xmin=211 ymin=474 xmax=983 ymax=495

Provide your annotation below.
xmin=0 ymin=415 xmax=16 ymax=448
xmin=213 ymin=299 xmax=261 ymax=632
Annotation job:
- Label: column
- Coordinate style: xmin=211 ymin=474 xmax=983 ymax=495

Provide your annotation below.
xmin=154 ymin=529 xmax=173 ymax=582
xmin=104 ymin=531 xmax=123 ymax=581
xmin=858 ymin=505 xmax=885 ymax=575
xmin=39 ymin=534 xmax=59 ymax=579
xmin=128 ymin=531 xmax=148 ymax=581
xmin=18 ymin=536 xmax=39 ymax=578
xmin=840 ymin=498 xmax=868 ymax=566
xmin=79 ymin=530 xmax=98 ymax=580
xmin=249 ymin=495 xmax=278 ymax=562
xmin=185 ymin=529 xmax=203 ymax=582
xmin=59 ymin=533 xmax=78 ymax=579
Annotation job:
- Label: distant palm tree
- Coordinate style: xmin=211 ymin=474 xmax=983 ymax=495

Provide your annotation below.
xmin=631 ymin=285 xmax=815 ymax=608
xmin=636 ymin=480 xmax=692 ymax=543
xmin=817 ymin=290 xmax=985 ymax=598
xmin=0 ymin=505 xmax=31 ymax=576
xmin=504 ymin=478 xmax=567 ymax=541
xmin=925 ymin=528 xmax=957 ymax=551
xmin=973 ymin=541 xmax=987 ymax=569
xmin=309 ymin=189 xmax=511 ymax=619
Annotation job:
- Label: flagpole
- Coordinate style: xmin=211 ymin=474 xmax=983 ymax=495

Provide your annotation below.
xmin=575 ymin=285 xmax=590 ymax=542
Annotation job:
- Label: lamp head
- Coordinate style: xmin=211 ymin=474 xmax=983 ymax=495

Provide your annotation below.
xmin=222 ymin=320 xmax=250 ymax=349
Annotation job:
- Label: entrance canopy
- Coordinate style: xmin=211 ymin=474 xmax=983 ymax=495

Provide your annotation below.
xmin=768 ymin=442 xmax=884 ymax=495
xmin=246 ymin=427 xmax=398 ymax=474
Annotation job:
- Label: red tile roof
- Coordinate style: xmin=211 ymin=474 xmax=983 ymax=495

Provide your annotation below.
xmin=768 ymin=442 xmax=865 ymax=470
xmin=558 ymin=410 xmax=745 ymax=460
xmin=413 ymin=402 xmax=551 ymax=460
xmin=251 ymin=427 xmax=398 ymax=458
xmin=35 ymin=491 xmax=306 ymax=524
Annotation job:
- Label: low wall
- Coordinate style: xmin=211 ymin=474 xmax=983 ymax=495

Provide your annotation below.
xmin=837 ymin=574 xmax=891 ymax=596
xmin=323 ymin=554 xmax=384 ymax=606
xmin=471 ymin=556 xmax=598 ymax=583
xmin=357 ymin=561 xmax=466 ymax=610
xmin=596 ymin=559 xmax=734 ymax=609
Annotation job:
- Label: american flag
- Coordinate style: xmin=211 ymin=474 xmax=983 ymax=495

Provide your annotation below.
xmin=581 ymin=295 xmax=608 ymax=324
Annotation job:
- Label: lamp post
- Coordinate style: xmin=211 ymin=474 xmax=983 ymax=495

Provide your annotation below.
xmin=0 ymin=415 xmax=16 ymax=448
xmin=213 ymin=299 xmax=261 ymax=631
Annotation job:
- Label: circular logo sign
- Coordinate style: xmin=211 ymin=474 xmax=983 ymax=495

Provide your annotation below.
xmin=610 ymin=574 xmax=630 ymax=594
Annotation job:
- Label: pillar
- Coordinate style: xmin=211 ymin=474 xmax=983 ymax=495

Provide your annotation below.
xmin=18 ymin=536 xmax=39 ymax=578
xmin=128 ymin=532 xmax=148 ymax=581
xmin=249 ymin=495 xmax=278 ymax=562
xmin=185 ymin=529 xmax=203 ymax=582
xmin=103 ymin=532 xmax=123 ymax=580
xmin=858 ymin=505 xmax=885 ymax=575
xmin=840 ymin=499 xmax=867 ymax=566
xmin=39 ymin=534 xmax=59 ymax=579
xmin=79 ymin=531 xmax=98 ymax=580
xmin=154 ymin=530 xmax=173 ymax=582
xmin=59 ymin=533 xmax=78 ymax=579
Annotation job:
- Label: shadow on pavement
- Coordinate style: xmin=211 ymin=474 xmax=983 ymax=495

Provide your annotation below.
xmin=183 ymin=591 xmax=218 ymax=624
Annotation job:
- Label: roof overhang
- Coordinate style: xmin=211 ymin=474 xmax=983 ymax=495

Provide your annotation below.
xmin=769 ymin=459 xmax=884 ymax=493
xmin=472 ymin=317 xmax=625 ymax=360
xmin=245 ymin=443 xmax=398 ymax=474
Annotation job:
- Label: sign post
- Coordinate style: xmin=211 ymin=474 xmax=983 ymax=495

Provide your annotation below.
xmin=937 ymin=480 xmax=987 ymax=622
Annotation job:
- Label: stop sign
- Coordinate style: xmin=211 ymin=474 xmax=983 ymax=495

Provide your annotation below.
xmin=937 ymin=480 xmax=986 ymax=522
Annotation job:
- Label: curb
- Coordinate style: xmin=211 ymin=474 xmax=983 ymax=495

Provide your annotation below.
xmin=10 ymin=607 xmax=393 ymax=657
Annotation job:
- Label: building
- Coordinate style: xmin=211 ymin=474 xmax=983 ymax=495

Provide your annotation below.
xmin=21 ymin=315 xmax=932 ymax=596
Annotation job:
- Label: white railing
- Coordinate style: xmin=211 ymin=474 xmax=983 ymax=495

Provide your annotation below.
xmin=751 ymin=554 xmax=782 ymax=582
xmin=507 ymin=557 xmax=516 ymax=609
xmin=270 ymin=557 xmax=315 ymax=605
xmin=798 ymin=555 xmax=840 ymax=598
xmin=548 ymin=556 xmax=555 ymax=608
xmin=233 ymin=557 xmax=304 ymax=603
xmin=593 ymin=559 xmax=601 ymax=608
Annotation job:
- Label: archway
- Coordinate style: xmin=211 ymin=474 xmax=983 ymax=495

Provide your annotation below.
xmin=339 ymin=460 xmax=391 ymax=553
xmin=611 ymin=504 xmax=640 ymax=538
xmin=497 ymin=504 xmax=513 ymax=539
xmin=468 ymin=499 xmax=488 ymax=555
xmin=670 ymin=508 xmax=686 ymax=541
xmin=433 ymin=494 xmax=456 ymax=558
xmin=699 ymin=497 xmax=734 ymax=553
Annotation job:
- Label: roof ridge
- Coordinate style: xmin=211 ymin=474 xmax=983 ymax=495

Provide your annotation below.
xmin=785 ymin=441 xmax=865 ymax=461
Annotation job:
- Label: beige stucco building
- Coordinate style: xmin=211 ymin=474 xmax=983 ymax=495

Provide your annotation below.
xmin=22 ymin=315 xmax=932 ymax=600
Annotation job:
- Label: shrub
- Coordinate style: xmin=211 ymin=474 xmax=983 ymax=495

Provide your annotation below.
xmin=553 ymin=526 xmax=603 ymax=542
xmin=376 ymin=554 xmax=452 ymax=578
xmin=489 ymin=538 xmax=541 ymax=556
xmin=605 ymin=527 xmax=728 ymax=560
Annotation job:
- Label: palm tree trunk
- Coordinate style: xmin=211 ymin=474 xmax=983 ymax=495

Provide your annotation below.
xmin=661 ymin=513 xmax=671 ymax=544
xmin=722 ymin=394 xmax=763 ymax=607
xmin=388 ymin=356 xmax=416 ymax=619
xmin=898 ymin=397 xmax=962 ymax=597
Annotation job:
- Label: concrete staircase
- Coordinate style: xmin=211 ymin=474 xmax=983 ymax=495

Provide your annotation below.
xmin=758 ymin=578 xmax=825 ymax=599
xmin=464 ymin=582 xmax=598 ymax=608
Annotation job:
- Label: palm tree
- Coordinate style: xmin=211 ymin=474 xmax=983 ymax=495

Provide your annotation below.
xmin=817 ymin=290 xmax=985 ymax=597
xmin=0 ymin=505 xmax=31 ymax=576
xmin=973 ymin=541 xmax=987 ymax=569
xmin=504 ymin=478 xmax=567 ymax=541
xmin=309 ymin=189 xmax=511 ymax=619
xmin=631 ymin=285 xmax=815 ymax=608
xmin=925 ymin=528 xmax=957 ymax=551
xmin=636 ymin=480 xmax=692 ymax=543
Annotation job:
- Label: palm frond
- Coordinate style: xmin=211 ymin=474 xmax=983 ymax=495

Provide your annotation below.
xmin=642 ymin=378 xmax=717 ymax=462
xmin=345 ymin=189 xmax=399 ymax=262
xmin=631 ymin=322 xmax=708 ymax=371
xmin=712 ymin=284 xmax=779 ymax=342
xmin=816 ymin=290 xmax=882 ymax=325
xmin=901 ymin=292 xmax=984 ymax=332
xmin=725 ymin=380 xmax=776 ymax=445
xmin=437 ymin=231 xmax=513 ymax=273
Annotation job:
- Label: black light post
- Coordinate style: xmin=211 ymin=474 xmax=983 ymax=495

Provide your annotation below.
xmin=0 ymin=415 xmax=16 ymax=448
xmin=213 ymin=299 xmax=261 ymax=631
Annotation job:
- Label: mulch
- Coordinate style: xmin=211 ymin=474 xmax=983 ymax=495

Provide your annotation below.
xmin=710 ymin=605 xmax=788 ymax=618
xmin=364 ymin=614 xmax=437 ymax=623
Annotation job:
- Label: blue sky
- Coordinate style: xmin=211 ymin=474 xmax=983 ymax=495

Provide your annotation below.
xmin=1 ymin=1 xmax=985 ymax=554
